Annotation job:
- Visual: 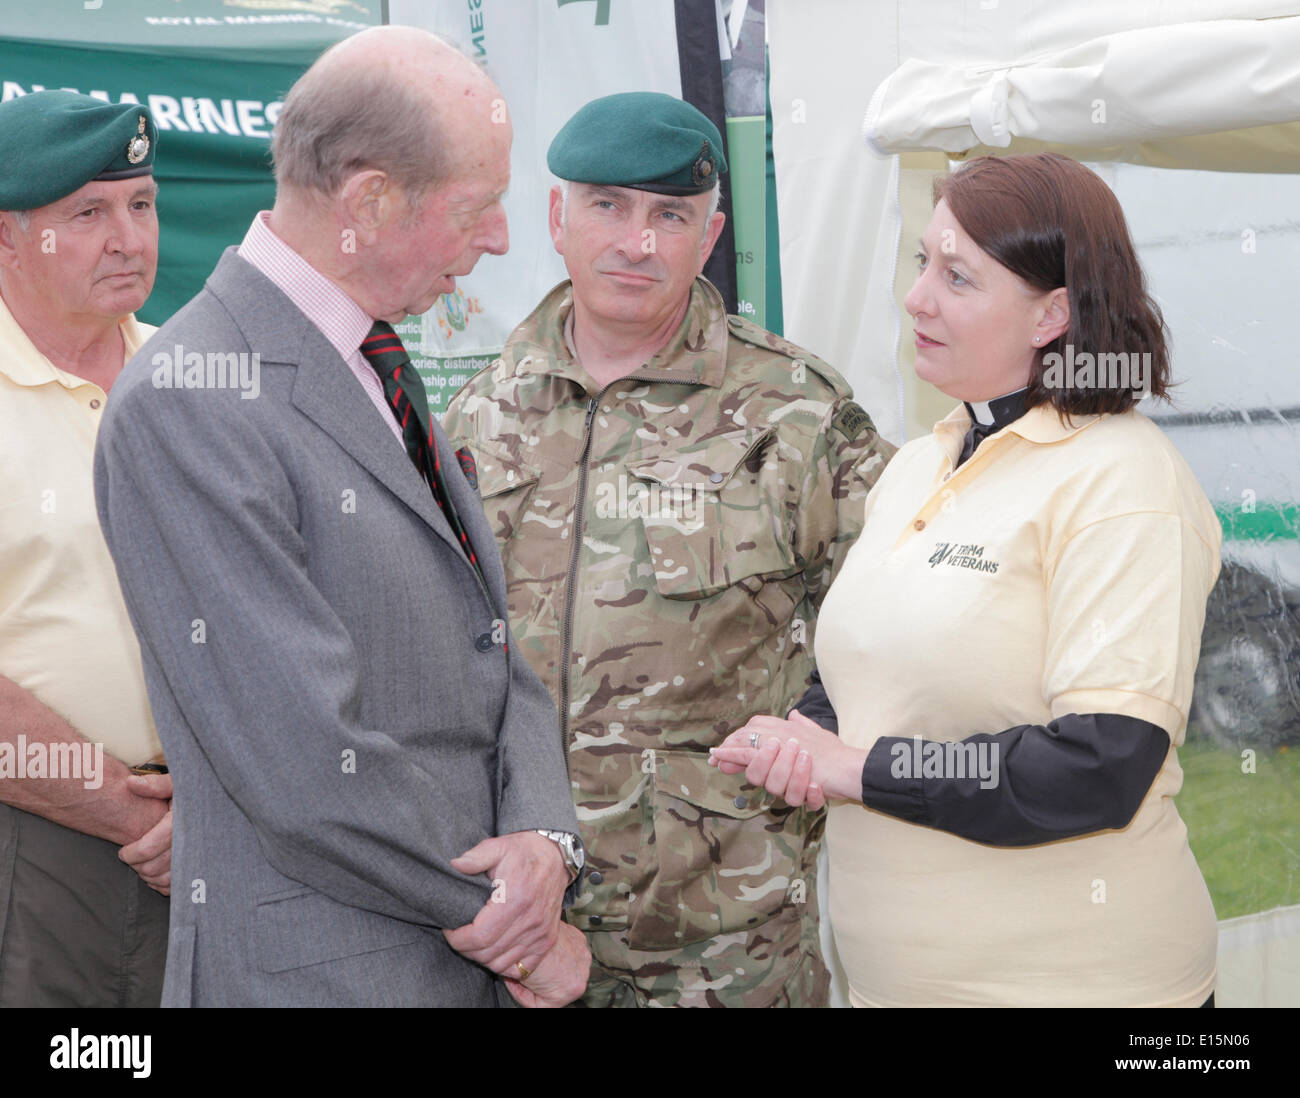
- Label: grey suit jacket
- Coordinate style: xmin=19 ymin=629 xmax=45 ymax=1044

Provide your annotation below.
xmin=94 ymin=248 xmax=577 ymax=1007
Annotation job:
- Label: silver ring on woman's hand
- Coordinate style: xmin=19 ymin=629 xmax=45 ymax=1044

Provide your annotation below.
xmin=748 ymin=732 xmax=761 ymax=748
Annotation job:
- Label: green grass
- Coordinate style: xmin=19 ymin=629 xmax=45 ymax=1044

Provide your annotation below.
xmin=1177 ymin=736 xmax=1300 ymax=919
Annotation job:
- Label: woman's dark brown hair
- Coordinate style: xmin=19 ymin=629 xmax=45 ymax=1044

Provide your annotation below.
xmin=933 ymin=153 xmax=1170 ymax=416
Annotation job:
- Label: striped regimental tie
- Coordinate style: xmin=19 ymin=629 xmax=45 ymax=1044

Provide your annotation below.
xmin=359 ymin=321 xmax=486 ymax=584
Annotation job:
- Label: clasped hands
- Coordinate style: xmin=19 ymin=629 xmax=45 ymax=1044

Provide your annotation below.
xmin=118 ymin=771 xmax=173 ymax=896
xmin=708 ymin=709 xmax=863 ymax=809
xmin=442 ymin=831 xmax=589 ymax=1008
xmin=438 ymin=710 xmax=858 ymax=1007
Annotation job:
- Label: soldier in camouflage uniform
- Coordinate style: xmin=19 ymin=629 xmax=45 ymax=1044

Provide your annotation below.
xmin=442 ymin=93 xmax=895 ymax=1007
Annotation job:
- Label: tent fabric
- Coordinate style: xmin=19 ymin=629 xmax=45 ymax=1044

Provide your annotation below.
xmin=768 ymin=1 xmax=907 ymax=442
xmin=1217 ymin=903 xmax=1300 ymax=1007
xmin=864 ymin=16 xmax=1300 ymax=170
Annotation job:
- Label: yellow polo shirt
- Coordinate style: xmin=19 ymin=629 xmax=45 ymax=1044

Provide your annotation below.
xmin=817 ymin=402 xmax=1220 ymax=1007
xmin=0 ymin=295 xmax=161 ymax=766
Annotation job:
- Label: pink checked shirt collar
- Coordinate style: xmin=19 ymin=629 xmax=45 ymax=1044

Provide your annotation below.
xmin=236 ymin=211 xmax=403 ymax=446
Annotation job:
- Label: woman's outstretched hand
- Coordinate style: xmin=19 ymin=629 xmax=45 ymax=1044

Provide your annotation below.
xmin=709 ymin=710 xmax=863 ymax=809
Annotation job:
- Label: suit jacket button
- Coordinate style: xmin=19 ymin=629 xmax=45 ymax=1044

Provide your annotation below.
xmin=588 ymin=870 xmax=603 ymax=885
xmin=474 ymin=632 xmax=494 ymax=652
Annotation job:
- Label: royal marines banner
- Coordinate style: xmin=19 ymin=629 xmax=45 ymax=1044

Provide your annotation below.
xmin=0 ymin=0 xmax=382 ymax=325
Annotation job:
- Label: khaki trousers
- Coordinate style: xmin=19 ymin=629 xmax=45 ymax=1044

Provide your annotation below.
xmin=0 ymin=804 xmax=167 ymax=1007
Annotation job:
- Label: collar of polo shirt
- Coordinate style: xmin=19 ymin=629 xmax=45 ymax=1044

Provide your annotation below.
xmin=936 ymin=400 xmax=1104 ymax=450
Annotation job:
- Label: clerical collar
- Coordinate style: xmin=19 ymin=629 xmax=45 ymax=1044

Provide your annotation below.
xmin=954 ymin=387 xmax=1030 ymax=471
xmin=964 ymin=387 xmax=1029 ymax=432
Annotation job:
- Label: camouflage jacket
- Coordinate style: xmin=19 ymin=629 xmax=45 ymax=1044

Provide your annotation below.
xmin=443 ymin=278 xmax=894 ymax=950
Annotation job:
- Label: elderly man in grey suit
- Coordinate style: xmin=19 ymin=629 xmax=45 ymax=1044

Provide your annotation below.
xmin=93 ymin=26 xmax=588 ymax=1007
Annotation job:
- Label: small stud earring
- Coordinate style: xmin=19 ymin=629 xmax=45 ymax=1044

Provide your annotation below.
xmin=1033 ymin=336 xmax=1040 ymax=345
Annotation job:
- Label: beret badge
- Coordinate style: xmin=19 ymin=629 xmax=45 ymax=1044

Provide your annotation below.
xmin=126 ymin=115 xmax=150 ymax=165
xmin=691 ymin=141 xmax=714 ymax=187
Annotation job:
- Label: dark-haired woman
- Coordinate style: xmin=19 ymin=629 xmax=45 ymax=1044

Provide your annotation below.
xmin=712 ymin=153 xmax=1220 ymax=1007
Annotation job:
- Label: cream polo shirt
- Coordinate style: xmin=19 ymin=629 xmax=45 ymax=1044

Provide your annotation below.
xmin=0 ymin=296 xmax=162 ymax=766
xmin=816 ymin=402 xmax=1221 ymax=1007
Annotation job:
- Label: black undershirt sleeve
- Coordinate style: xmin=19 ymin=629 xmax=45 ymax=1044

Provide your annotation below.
xmin=860 ymin=713 xmax=1171 ymax=846
xmin=790 ymin=669 xmax=838 ymax=734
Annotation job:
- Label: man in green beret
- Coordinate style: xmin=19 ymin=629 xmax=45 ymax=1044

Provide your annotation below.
xmin=443 ymin=91 xmax=896 ymax=1007
xmin=0 ymin=90 xmax=170 ymax=1006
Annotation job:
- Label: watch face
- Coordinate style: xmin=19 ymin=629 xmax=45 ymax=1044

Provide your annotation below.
xmin=538 ymin=829 xmax=583 ymax=871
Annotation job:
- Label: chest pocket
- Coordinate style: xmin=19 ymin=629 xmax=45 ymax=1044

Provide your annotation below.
xmin=468 ymin=438 xmax=542 ymax=543
xmin=627 ymin=427 xmax=794 ymax=599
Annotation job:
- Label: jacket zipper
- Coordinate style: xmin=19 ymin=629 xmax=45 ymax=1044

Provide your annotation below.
xmin=556 ymin=373 xmax=703 ymax=773
xmin=558 ymin=395 xmax=600 ymax=774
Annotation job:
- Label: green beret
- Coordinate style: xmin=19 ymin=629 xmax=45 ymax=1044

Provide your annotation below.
xmin=0 ymin=91 xmax=156 ymax=211
xmin=548 ymin=91 xmax=726 ymax=196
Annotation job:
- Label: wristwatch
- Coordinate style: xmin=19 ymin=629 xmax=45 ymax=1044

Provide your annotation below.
xmin=533 ymin=829 xmax=586 ymax=907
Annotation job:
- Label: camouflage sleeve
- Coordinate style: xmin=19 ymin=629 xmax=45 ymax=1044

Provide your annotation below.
xmin=794 ymin=395 xmax=897 ymax=607
xmin=788 ymin=400 xmax=894 ymax=728
xmin=439 ymin=384 xmax=473 ymax=449
xmin=440 ymin=383 xmax=484 ymax=491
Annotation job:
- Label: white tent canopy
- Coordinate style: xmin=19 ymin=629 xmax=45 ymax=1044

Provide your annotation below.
xmin=864 ymin=14 xmax=1300 ymax=171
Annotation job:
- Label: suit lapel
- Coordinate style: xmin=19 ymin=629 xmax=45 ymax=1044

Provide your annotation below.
xmin=204 ymin=249 xmax=470 ymax=565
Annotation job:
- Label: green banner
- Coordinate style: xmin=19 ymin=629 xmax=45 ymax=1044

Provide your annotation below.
xmin=726 ymin=115 xmax=766 ymax=330
xmin=1216 ymin=501 xmax=1300 ymax=542
xmin=1 ymin=3 xmax=379 ymax=325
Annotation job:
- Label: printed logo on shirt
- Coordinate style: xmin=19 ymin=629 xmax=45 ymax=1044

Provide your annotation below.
xmin=927 ymin=541 xmax=1000 ymax=574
